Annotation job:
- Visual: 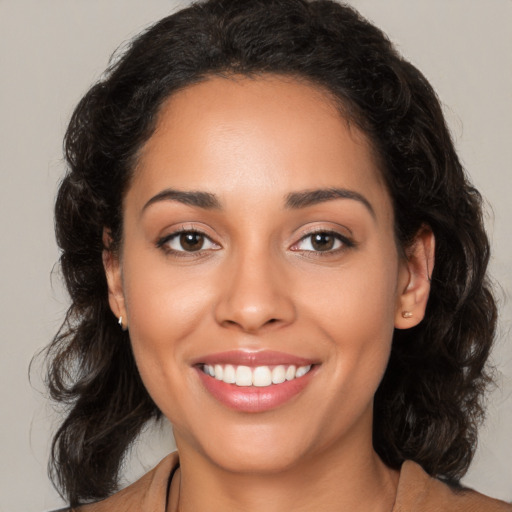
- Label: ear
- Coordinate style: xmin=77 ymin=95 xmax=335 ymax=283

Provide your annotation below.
xmin=394 ymin=226 xmax=435 ymax=329
xmin=102 ymin=228 xmax=127 ymax=329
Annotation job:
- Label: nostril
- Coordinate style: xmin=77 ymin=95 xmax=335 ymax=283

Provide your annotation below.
xmin=215 ymin=291 xmax=296 ymax=332
xmin=221 ymin=317 xmax=281 ymax=333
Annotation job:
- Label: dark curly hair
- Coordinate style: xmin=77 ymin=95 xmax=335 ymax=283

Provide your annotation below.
xmin=46 ymin=0 xmax=496 ymax=506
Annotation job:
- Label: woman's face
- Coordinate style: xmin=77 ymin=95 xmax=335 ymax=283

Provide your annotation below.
xmin=106 ymin=76 xmax=430 ymax=473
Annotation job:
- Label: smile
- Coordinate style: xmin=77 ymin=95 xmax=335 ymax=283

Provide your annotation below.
xmin=195 ymin=351 xmax=318 ymax=413
xmin=202 ymin=363 xmax=312 ymax=387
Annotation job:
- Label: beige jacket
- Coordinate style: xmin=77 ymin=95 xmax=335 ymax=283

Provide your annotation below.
xmin=76 ymin=452 xmax=512 ymax=512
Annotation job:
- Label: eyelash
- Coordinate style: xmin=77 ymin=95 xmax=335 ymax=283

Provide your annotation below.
xmin=156 ymin=229 xmax=219 ymax=257
xmin=156 ymin=228 xmax=355 ymax=257
xmin=291 ymin=229 xmax=355 ymax=257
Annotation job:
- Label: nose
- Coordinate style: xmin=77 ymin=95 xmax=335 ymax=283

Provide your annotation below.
xmin=214 ymin=250 xmax=296 ymax=334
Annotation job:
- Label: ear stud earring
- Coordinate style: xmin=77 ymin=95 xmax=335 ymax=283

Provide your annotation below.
xmin=118 ymin=316 xmax=127 ymax=330
xmin=401 ymin=311 xmax=413 ymax=319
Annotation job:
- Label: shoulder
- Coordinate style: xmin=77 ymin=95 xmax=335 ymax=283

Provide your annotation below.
xmin=394 ymin=460 xmax=512 ymax=512
xmin=71 ymin=452 xmax=179 ymax=512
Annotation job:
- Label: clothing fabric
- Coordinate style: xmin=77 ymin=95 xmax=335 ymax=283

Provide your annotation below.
xmin=73 ymin=452 xmax=512 ymax=511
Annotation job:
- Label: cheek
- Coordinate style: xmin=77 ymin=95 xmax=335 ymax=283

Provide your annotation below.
xmin=124 ymin=248 xmax=212 ymax=333
xmin=297 ymin=251 xmax=399 ymax=335
xmin=120 ymin=253 xmax=215 ymax=390
xmin=295 ymin=247 xmax=399 ymax=384
xmin=122 ymin=270 xmax=216 ymax=431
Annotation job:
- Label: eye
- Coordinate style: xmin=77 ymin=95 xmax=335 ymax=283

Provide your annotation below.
xmin=292 ymin=231 xmax=351 ymax=253
xmin=157 ymin=230 xmax=220 ymax=253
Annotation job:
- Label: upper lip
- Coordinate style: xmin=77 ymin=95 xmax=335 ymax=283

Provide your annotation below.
xmin=192 ymin=350 xmax=317 ymax=367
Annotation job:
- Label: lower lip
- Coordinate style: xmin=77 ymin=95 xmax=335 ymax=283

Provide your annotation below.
xmin=196 ymin=367 xmax=315 ymax=413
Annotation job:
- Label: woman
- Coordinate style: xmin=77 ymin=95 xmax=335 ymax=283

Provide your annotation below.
xmin=45 ymin=0 xmax=511 ymax=510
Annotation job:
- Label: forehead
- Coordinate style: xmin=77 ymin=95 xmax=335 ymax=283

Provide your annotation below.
xmin=130 ymin=75 xmax=392 ymax=222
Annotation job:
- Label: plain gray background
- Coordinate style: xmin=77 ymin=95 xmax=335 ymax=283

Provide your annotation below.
xmin=0 ymin=1 xmax=511 ymax=511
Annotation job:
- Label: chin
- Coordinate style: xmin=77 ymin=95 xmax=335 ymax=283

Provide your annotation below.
xmin=209 ymin=445 xmax=306 ymax=475
xmin=190 ymin=420 xmax=319 ymax=475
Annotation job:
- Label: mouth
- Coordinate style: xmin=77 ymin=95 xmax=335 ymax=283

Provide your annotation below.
xmin=194 ymin=350 xmax=318 ymax=413
xmin=201 ymin=363 xmax=312 ymax=387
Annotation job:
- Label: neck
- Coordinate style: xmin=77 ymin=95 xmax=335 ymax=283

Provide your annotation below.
xmin=169 ymin=428 xmax=399 ymax=512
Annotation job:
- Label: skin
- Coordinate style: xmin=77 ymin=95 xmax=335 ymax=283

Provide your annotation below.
xmin=104 ymin=75 xmax=434 ymax=512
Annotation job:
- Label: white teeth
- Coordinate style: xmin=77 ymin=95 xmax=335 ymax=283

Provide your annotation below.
xmin=253 ymin=366 xmax=272 ymax=387
xmin=271 ymin=365 xmax=286 ymax=384
xmin=295 ymin=365 xmax=311 ymax=378
xmin=223 ymin=364 xmax=236 ymax=384
xmin=235 ymin=365 xmax=253 ymax=386
xmin=202 ymin=363 xmax=312 ymax=387
xmin=214 ymin=364 xmax=223 ymax=380
xmin=285 ymin=365 xmax=296 ymax=381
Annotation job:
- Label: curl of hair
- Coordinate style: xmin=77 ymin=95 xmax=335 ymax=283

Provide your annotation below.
xmin=46 ymin=0 xmax=496 ymax=505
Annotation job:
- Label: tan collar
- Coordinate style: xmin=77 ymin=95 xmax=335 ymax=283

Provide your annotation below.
xmin=78 ymin=452 xmax=511 ymax=512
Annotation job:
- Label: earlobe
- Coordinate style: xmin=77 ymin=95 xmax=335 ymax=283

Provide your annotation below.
xmin=394 ymin=226 xmax=435 ymax=329
xmin=102 ymin=228 xmax=127 ymax=326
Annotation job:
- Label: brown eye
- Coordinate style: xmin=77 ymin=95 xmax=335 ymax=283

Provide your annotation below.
xmin=292 ymin=231 xmax=350 ymax=253
xmin=158 ymin=230 xmax=219 ymax=254
xmin=310 ymin=233 xmax=335 ymax=251
xmin=179 ymin=232 xmax=205 ymax=251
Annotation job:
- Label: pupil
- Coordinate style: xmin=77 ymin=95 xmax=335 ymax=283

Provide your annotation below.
xmin=312 ymin=233 xmax=334 ymax=251
xmin=180 ymin=233 xmax=204 ymax=251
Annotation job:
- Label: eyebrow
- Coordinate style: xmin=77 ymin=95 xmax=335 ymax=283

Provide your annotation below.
xmin=142 ymin=188 xmax=222 ymax=213
xmin=141 ymin=186 xmax=375 ymax=218
xmin=285 ymin=188 xmax=375 ymax=218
